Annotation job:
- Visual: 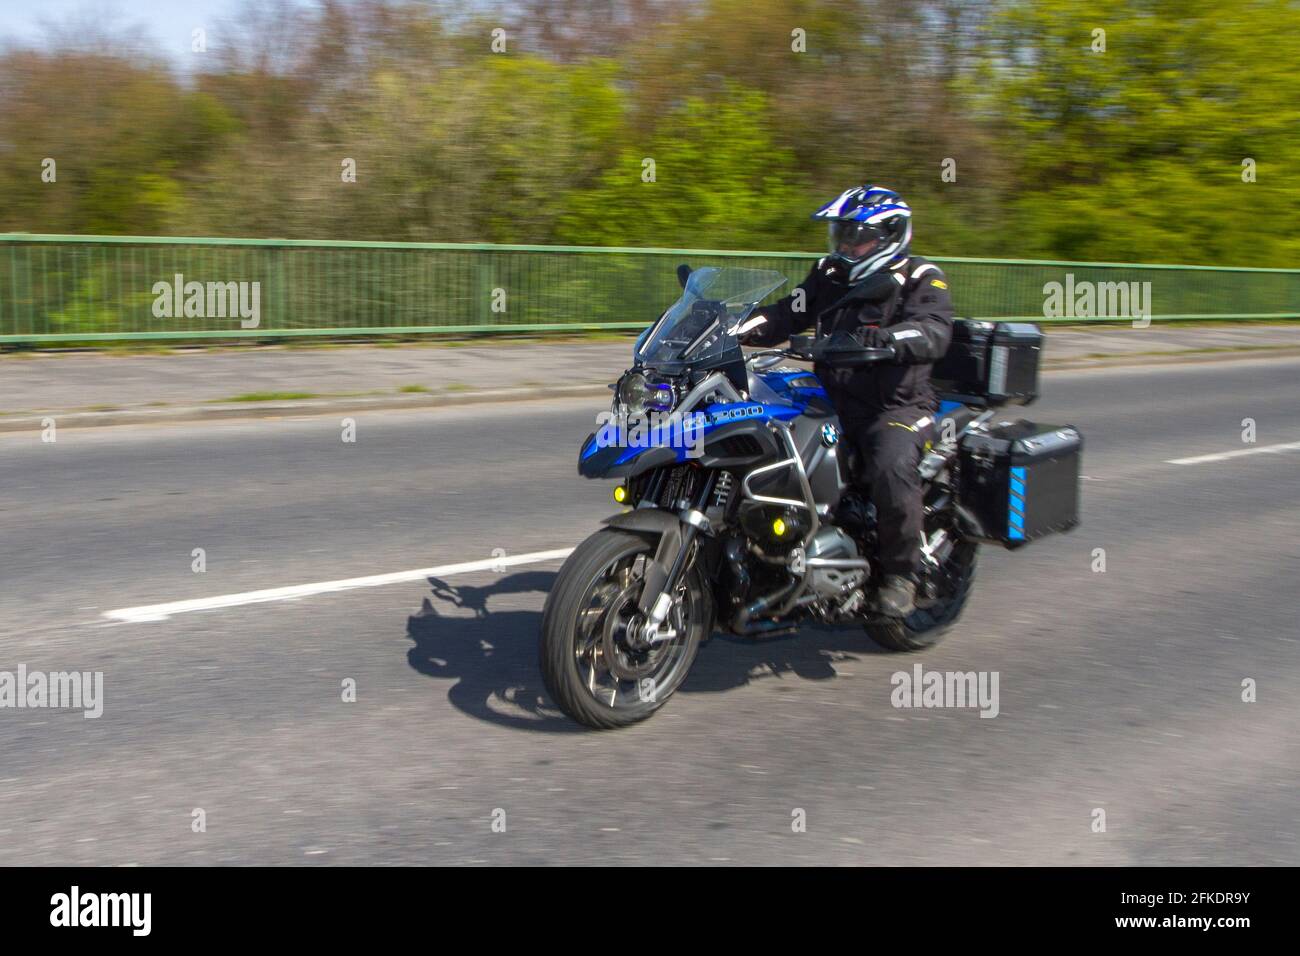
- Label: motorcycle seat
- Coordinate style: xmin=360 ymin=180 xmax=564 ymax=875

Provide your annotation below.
xmin=937 ymin=404 xmax=979 ymax=435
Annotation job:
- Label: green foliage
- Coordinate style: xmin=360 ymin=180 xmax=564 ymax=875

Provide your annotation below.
xmin=558 ymin=86 xmax=804 ymax=249
xmin=0 ymin=0 xmax=1297 ymax=266
xmin=986 ymin=0 xmax=1300 ymax=264
xmin=46 ymin=272 xmax=152 ymax=334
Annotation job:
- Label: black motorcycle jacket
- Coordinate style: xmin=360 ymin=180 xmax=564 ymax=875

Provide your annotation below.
xmin=749 ymin=256 xmax=955 ymax=417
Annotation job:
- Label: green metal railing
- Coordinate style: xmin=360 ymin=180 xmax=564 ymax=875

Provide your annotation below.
xmin=1 ymin=234 xmax=1297 ymax=343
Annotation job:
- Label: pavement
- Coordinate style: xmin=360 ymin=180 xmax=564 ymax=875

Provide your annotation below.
xmin=3 ymin=323 xmax=1300 ymax=431
xmin=0 ymin=353 xmax=1297 ymax=865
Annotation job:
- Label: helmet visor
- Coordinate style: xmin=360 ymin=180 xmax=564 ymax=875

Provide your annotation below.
xmin=828 ymin=220 xmax=889 ymax=261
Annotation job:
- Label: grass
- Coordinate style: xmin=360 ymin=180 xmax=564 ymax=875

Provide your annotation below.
xmin=214 ymin=391 xmax=320 ymax=403
xmin=397 ymin=384 xmax=431 ymax=393
xmin=1079 ymin=344 xmax=1300 ymax=360
xmin=102 ymin=344 xmax=178 ymax=356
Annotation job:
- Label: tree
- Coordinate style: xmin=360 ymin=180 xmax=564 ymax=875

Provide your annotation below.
xmin=984 ymin=0 xmax=1300 ymax=264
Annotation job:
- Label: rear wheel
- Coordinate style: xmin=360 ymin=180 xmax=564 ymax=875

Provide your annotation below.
xmin=866 ymin=538 xmax=978 ymax=652
xmin=541 ymin=529 xmax=706 ymax=729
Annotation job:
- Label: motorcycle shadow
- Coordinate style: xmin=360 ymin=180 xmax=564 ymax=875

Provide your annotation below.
xmin=405 ymin=571 xmax=888 ymax=734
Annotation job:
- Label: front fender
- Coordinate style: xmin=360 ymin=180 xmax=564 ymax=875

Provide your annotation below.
xmin=602 ymin=508 xmax=681 ymax=536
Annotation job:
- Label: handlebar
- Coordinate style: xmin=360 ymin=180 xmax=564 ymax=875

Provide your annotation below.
xmin=784 ymin=333 xmax=896 ymax=367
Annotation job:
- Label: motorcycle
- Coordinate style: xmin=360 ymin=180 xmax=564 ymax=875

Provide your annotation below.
xmin=541 ymin=264 xmax=1082 ymax=729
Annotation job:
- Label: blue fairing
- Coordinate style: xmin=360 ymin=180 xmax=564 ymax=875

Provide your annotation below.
xmin=759 ymin=369 xmax=829 ymax=402
xmin=578 ymin=368 xmax=845 ymax=478
xmin=579 ymin=394 xmax=806 ymax=477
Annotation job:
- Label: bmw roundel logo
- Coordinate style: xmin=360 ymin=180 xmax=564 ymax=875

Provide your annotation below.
xmin=821 ymin=423 xmax=840 ymax=447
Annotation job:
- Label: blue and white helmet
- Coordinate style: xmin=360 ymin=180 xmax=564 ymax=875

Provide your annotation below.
xmin=811 ymin=185 xmax=912 ymax=285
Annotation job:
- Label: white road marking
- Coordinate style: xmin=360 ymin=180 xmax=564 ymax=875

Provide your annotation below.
xmin=103 ymin=548 xmax=574 ymax=623
xmin=1165 ymin=439 xmax=1300 ymax=465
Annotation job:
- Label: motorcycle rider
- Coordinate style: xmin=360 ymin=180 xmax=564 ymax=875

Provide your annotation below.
xmin=742 ymin=185 xmax=954 ymax=616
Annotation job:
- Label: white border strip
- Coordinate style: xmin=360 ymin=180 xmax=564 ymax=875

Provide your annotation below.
xmin=104 ymin=548 xmax=574 ymax=623
xmin=1166 ymin=440 xmax=1300 ymax=465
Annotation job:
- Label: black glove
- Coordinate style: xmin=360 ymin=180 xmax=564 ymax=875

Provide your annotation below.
xmin=852 ymin=325 xmax=893 ymax=348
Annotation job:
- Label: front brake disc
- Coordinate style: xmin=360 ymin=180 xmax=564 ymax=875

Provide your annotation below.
xmin=601 ymin=585 xmax=670 ymax=682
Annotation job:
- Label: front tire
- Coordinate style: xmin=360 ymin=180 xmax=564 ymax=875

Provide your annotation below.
xmin=541 ymin=528 xmax=706 ymax=729
xmin=866 ymin=538 xmax=978 ymax=652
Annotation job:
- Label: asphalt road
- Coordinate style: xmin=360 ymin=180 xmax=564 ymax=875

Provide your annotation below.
xmin=1 ymin=355 xmax=1297 ymax=865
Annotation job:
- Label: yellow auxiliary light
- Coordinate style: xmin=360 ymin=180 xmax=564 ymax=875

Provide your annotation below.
xmin=613 ymin=485 xmax=628 ymax=504
xmin=772 ymin=517 xmax=787 ymax=537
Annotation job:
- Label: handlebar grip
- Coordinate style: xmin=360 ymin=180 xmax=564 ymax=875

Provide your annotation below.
xmin=821 ymin=346 xmax=896 ymax=367
xmin=787 ymin=333 xmax=896 ymax=366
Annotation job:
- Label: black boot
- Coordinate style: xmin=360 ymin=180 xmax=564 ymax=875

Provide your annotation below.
xmin=877 ymin=575 xmax=917 ymax=617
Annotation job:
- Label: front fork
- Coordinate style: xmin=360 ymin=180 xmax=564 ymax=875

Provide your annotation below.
xmin=636 ymin=470 xmax=716 ymax=642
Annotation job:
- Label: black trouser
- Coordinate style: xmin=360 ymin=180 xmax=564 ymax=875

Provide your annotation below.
xmin=843 ymin=407 xmax=934 ymax=578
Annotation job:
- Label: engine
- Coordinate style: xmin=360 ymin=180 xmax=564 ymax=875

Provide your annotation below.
xmin=805 ymin=526 xmax=868 ymax=611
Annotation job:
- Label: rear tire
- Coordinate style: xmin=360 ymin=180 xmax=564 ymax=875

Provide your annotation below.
xmin=866 ymin=538 xmax=977 ymax=652
xmin=541 ymin=528 xmax=706 ymax=729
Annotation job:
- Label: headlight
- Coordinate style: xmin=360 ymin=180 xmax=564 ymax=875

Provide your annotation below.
xmin=617 ymin=371 xmax=675 ymax=415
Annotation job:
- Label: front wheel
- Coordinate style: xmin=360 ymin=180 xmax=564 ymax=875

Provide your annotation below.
xmin=866 ymin=538 xmax=978 ymax=652
xmin=540 ymin=528 xmax=707 ymax=729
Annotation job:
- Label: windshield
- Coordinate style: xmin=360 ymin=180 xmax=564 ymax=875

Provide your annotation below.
xmin=635 ymin=267 xmax=787 ymax=366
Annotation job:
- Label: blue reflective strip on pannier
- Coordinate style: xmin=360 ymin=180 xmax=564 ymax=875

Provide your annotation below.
xmin=1008 ymin=467 xmax=1027 ymax=539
